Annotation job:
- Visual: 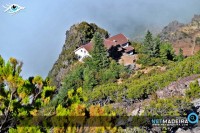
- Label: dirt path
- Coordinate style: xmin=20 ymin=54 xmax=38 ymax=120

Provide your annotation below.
xmin=192 ymin=35 xmax=196 ymax=55
xmin=191 ymin=30 xmax=200 ymax=55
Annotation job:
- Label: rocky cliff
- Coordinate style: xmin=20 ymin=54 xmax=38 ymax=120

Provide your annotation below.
xmin=48 ymin=22 xmax=109 ymax=87
xmin=159 ymin=15 xmax=200 ymax=56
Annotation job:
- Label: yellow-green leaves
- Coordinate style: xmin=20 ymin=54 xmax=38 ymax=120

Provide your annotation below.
xmin=41 ymin=86 xmax=55 ymax=105
xmin=0 ymin=57 xmax=57 ymax=132
xmin=56 ymin=104 xmax=69 ymax=116
xmin=9 ymin=58 xmax=18 ymax=69
xmin=33 ymin=76 xmax=43 ymax=89
xmin=9 ymin=127 xmax=42 ymax=133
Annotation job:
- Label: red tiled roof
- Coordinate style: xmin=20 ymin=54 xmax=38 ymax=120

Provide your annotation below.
xmin=104 ymin=39 xmax=117 ymax=49
xmin=75 ymin=33 xmax=130 ymax=53
xmin=81 ymin=42 xmax=93 ymax=52
xmin=107 ymin=33 xmax=129 ymax=45
xmin=124 ymin=46 xmax=134 ymax=53
xmin=81 ymin=39 xmax=116 ymax=52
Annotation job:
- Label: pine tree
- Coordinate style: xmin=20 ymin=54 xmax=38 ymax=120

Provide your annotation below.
xmin=143 ymin=31 xmax=160 ymax=57
xmin=159 ymin=42 xmax=175 ymax=63
xmin=152 ymin=37 xmax=161 ymax=57
xmin=91 ymin=32 xmax=110 ymax=70
xmin=143 ymin=30 xmax=153 ymax=55
xmin=83 ymin=66 xmax=97 ymax=90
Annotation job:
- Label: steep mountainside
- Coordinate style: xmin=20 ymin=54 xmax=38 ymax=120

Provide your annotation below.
xmin=48 ymin=22 xmax=109 ymax=87
xmin=159 ymin=15 xmax=200 ymax=56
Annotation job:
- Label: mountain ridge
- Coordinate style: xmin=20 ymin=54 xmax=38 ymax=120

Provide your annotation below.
xmin=159 ymin=14 xmax=200 ymax=56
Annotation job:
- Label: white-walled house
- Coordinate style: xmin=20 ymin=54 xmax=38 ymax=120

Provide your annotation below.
xmin=74 ymin=33 xmax=134 ymax=61
xmin=74 ymin=44 xmax=91 ymax=61
xmin=74 ymin=47 xmax=91 ymax=61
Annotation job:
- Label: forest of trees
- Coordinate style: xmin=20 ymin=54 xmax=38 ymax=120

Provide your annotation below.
xmin=137 ymin=31 xmax=184 ymax=66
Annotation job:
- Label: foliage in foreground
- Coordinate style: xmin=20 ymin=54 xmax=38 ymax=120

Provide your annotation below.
xmin=0 ymin=56 xmax=120 ymax=132
xmin=0 ymin=56 xmax=55 ymax=132
xmin=9 ymin=87 xmax=118 ymax=133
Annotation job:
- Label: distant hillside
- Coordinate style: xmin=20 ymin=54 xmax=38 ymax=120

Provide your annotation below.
xmin=159 ymin=15 xmax=200 ymax=56
xmin=48 ymin=22 xmax=109 ymax=87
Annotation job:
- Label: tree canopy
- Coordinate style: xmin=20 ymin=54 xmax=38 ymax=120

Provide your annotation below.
xmin=137 ymin=31 xmax=182 ymax=66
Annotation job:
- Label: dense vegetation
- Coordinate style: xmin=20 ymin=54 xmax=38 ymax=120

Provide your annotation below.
xmin=86 ymin=51 xmax=200 ymax=104
xmin=50 ymin=33 xmax=130 ymax=106
xmin=0 ymin=56 xmax=55 ymax=132
xmin=143 ymin=97 xmax=192 ymax=116
xmin=0 ymin=56 xmax=123 ymax=133
xmin=137 ymin=31 xmax=184 ymax=66
xmin=2 ymin=27 xmax=200 ymax=132
xmin=186 ymin=80 xmax=200 ymax=99
xmin=50 ymin=31 xmax=187 ymax=107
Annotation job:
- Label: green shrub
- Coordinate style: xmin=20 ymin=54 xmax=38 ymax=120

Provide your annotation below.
xmin=143 ymin=97 xmax=192 ymax=116
xmin=186 ymin=80 xmax=200 ymax=99
xmin=87 ymin=52 xmax=200 ymax=102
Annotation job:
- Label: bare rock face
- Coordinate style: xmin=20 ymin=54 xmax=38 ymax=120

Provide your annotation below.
xmin=159 ymin=20 xmax=185 ymax=42
xmin=48 ymin=22 xmax=109 ymax=88
xmin=192 ymin=99 xmax=200 ymax=109
xmin=131 ymin=107 xmax=144 ymax=116
xmin=176 ymin=127 xmax=200 ymax=133
xmin=156 ymin=75 xmax=200 ymax=98
xmin=192 ymin=98 xmax=200 ymax=117
xmin=155 ymin=75 xmax=200 ymax=133
xmin=191 ymin=15 xmax=200 ymax=28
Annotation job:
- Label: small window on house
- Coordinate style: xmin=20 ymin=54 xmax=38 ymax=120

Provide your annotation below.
xmin=81 ymin=50 xmax=83 ymax=52
xmin=84 ymin=51 xmax=86 ymax=53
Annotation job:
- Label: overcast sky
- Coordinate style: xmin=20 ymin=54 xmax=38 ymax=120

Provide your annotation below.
xmin=1 ymin=0 xmax=200 ymax=78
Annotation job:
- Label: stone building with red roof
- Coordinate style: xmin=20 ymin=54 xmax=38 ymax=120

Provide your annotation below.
xmin=74 ymin=33 xmax=134 ymax=61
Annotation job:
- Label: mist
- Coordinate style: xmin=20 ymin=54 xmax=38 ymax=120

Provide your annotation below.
xmin=78 ymin=0 xmax=200 ymax=38
xmin=1 ymin=0 xmax=200 ymax=78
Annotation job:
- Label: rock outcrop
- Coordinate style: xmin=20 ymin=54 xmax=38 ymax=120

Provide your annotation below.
xmin=48 ymin=22 xmax=109 ymax=88
xmin=176 ymin=127 xmax=200 ymax=133
xmin=156 ymin=74 xmax=200 ymax=98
